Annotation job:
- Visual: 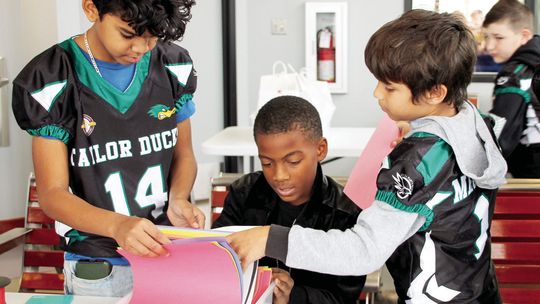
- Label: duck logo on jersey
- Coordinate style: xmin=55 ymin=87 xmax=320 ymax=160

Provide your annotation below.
xmin=81 ymin=114 xmax=96 ymax=136
xmin=148 ymin=104 xmax=177 ymax=120
xmin=393 ymin=172 xmax=414 ymax=199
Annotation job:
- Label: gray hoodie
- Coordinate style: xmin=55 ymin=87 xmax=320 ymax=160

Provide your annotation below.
xmin=265 ymin=101 xmax=507 ymax=276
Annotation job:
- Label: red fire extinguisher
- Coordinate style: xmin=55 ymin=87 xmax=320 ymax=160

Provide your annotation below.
xmin=317 ymin=27 xmax=335 ymax=83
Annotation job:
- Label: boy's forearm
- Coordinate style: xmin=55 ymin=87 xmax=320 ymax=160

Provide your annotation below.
xmin=38 ymin=187 xmax=127 ymax=238
xmin=169 ymin=120 xmax=197 ymax=202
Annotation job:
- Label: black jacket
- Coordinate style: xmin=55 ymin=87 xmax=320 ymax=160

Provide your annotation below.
xmin=490 ymin=35 xmax=540 ymax=159
xmin=212 ymin=165 xmax=365 ymax=304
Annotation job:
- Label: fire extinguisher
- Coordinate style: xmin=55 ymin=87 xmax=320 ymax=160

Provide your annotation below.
xmin=317 ymin=27 xmax=335 ymax=83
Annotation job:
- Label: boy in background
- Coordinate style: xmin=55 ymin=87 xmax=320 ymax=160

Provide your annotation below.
xmin=213 ymin=96 xmax=365 ymax=304
xmin=484 ymin=0 xmax=540 ymax=177
xmin=12 ymin=0 xmax=204 ymax=296
xmin=227 ymin=10 xmax=507 ymax=303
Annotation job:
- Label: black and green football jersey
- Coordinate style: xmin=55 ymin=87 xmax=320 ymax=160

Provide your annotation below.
xmin=12 ymin=38 xmax=197 ymax=257
xmin=375 ymin=132 xmax=499 ymax=303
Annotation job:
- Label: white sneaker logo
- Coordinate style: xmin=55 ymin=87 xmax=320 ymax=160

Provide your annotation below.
xmin=393 ymin=172 xmax=414 ymax=199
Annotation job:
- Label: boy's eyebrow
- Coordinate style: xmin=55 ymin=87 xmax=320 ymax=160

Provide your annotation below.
xmin=258 ymin=151 xmax=302 ymax=160
xmin=118 ymin=26 xmax=137 ymax=36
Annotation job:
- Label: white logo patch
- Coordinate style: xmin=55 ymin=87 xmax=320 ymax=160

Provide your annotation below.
xmin=393 ymin=172 xmax=414 ymax=199
xmin=496 ymin=76 xmax=509 ymax=86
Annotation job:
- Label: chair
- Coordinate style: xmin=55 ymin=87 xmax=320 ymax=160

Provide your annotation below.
xmin=19 ymin=173 xmax=64 ymax=293
xmin=210 ymin=173 xmax=243 ymax=224
xmin=491 ymin=187 xmax=540 ymax=303
xmin=210 ymin=173 xmax=382 ymax=304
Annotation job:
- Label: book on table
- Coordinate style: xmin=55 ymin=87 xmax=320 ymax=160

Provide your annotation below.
xmin=118 ymin=226 xmax=274 ymax=304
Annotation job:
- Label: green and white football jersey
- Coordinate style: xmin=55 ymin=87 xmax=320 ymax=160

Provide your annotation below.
xmin=12 ymin=38 xmax=197 ymax=257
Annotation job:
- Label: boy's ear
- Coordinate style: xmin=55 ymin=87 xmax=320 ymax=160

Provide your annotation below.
xmin=316 ymin=137 xmax=329 ymax=162
xmin=82 ymin=0 xmax=99 ymax=23
xmin=424 ymin=85 xmax=448 ymax=105
xmin=520 ymin=28 xmax=533 ymax=45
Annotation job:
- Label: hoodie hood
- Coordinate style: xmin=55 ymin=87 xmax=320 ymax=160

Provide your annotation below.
xmin=409 ymin=102 xmax=507 ymax=189
xmin=510 ymin=35 xmax=540 ymax=68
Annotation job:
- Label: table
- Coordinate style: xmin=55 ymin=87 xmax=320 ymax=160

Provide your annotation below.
xmin=5 ymin=292 xmax=123 ymax=304
xmin=201 ymin=126 xmax=374 ymax=172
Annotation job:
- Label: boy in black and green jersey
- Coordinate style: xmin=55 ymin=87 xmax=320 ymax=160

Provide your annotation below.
xmin=227 ymin=10 xmax=508 ymax=303
xmin=12 ymin=0 xmax=204 ymax=297
xmin=483 ymin=0 xmax=540 ymax=177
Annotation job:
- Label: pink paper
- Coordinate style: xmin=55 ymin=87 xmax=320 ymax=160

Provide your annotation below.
xmin=344 ymin=114 xmax=399 ymax=209
xmin=119 ymin=239 xmax=242 ymax=304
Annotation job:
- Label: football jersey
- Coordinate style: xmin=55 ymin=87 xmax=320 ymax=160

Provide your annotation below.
xmin=375 ymin=132 xmax=499 ymax=303
xmin=12 ymin=38 xmax=197 ymax=257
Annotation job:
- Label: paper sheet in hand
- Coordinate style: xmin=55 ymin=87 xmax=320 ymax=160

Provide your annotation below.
xmin=120 ymin=226 xmax=269 ymax=304
xmin=344 ymin=114 xmax=399 ymax=209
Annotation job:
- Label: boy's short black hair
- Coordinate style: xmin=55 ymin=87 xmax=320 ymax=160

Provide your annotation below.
xmin=483 ymin=0 xmax=533 ymax=32
xmin=365 ymin=9 xmax=476 ymax=109
xmin=253 ymin=96 xmax=322 ymax=142
xmin=92 ymin=0 xmax=195 ymax=41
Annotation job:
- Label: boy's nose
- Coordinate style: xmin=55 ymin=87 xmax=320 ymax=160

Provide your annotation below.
xmin=131 ymin=37 xmax=154 ymax=54
xmin=273 ymin=165 xmax=290 ymax=182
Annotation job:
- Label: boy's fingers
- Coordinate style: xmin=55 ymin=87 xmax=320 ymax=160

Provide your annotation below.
xmin=180 ymin=204 xmax=199 ymax=229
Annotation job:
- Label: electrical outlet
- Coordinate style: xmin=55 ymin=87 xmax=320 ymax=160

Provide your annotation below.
xmin=271 ymin=18 xmax=287 ymax=35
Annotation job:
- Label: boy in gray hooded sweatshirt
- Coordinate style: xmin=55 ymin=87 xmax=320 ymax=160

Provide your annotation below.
xmin=228 ymin=9 xmax=507 ymax=304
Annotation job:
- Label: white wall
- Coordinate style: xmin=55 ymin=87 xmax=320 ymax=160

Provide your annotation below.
xmin=0 ymin=0 xmax=59 ymax=220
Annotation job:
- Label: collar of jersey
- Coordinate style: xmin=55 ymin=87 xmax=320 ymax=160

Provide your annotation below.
xmin=59 ymin=38 xmax=150 ymax=114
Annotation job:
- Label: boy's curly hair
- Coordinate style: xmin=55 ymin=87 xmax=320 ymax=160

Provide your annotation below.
xmin=92 ymin=0 xmax=195 ymax=41
xmin=254 ymin=96 xmax=322 ymax=142
xmin=365 ymin=9 xmax=476 ymax=109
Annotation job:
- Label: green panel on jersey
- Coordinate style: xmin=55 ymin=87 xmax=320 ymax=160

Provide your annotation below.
xmin=415 ymin=138 xmax=452 ymax=186
xmin=59 ymin=39 xmax=150 ymax=114
xmin=376 ymin=190 xmax=433 ymax=231
xmin=495 ymin=87 xmax=532 ymax=104
xmin=176 ymin=93 xmax=193 ymax=111
xmin=27 ymin=125 xmax=71 ymax=144
xmin=66 ymin=229 xmax=88 ymax=245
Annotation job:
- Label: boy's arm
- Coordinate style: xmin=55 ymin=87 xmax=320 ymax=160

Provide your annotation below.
xmin=227 ymin=200 xmax=425 ymax=275
xmin=167 ymin=118 xmax=205 ymax=228
xmin=490 ymin=92 xmax=528 ymax=158
xmin=32 ymin=137 xmax=170 ymax=257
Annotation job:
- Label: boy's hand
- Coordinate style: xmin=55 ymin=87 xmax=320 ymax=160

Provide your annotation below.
xmin=167 ymin=198 xmax=205 ymax=229
xmin=112 ymin=216 xmax=171 ymax=257
xmin=226 ymin=226 xmax=270 ymax=271
xmin=272 ymin=268 xmax=294 ymax=304
xmin=391 ymin=121 xmax=411 ymax=147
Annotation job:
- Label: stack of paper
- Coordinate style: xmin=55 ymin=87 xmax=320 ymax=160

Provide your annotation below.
xmin=118 ymin=226 xmax=274 ymax=304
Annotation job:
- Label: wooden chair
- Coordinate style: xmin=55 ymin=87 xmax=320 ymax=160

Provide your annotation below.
xmin=19 ymin=173 xmax=64 ymax=293
xmin=210 ymin=173 xmax=382 ymax=304
xmin=492 ymin=188 xmax=540 ymax=303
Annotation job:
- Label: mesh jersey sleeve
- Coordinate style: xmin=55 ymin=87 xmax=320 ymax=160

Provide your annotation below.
xmin=375 ymin=136 xmax=452 ymax=231
xmin=160 ymin=43 xmax=198 ymax=113
xmin=11 ymin=46 xmax=77 ymax=144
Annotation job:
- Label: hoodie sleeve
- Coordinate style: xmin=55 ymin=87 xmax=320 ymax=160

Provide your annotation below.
xmin=265 ymin=200 xmax=425 ymax=276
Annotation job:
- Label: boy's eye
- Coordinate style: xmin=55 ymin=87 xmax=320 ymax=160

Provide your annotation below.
xmin=121 ymin=34 xmax=135 ymax=39
xmin=288 ymin=159 xmax=302 ymax=165
xmin=261 ymin=162 xmax=272 ymax=167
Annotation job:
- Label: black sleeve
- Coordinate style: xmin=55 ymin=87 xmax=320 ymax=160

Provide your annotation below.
xmin=490 ymin=92 xmax=527 ymax=158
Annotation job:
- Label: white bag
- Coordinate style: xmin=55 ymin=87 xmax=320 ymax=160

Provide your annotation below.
xmin=253 ymin=61 xmax=336 ymax=134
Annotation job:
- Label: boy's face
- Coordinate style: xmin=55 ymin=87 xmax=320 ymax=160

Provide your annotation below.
xmin=256 ymin=130 xmax=328 ymax=206
xmin=483 ymin=20 xmax=529 ymax=63
xmin=84 ymin=2 xmax=158 ymax=64
xmin=373 ymin=81 xmax=452 ymax=121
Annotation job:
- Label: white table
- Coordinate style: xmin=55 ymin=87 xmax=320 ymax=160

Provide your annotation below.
xmin=5 ymin=292 xmax=123 ymax=304
xmin=201 ymin=126 xmax=374 ymax=172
